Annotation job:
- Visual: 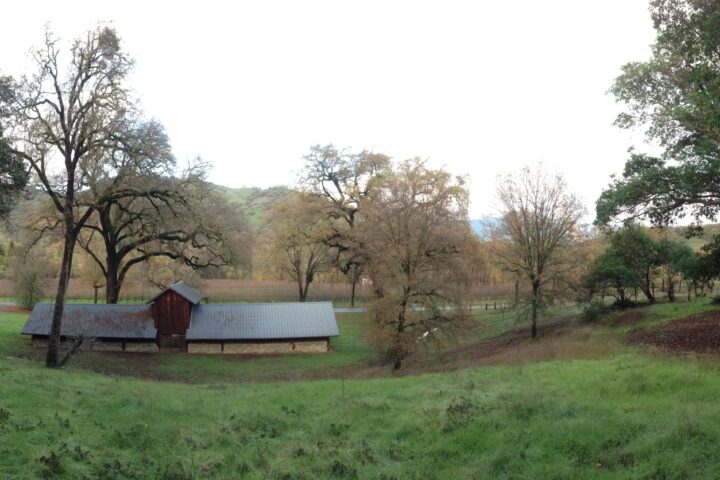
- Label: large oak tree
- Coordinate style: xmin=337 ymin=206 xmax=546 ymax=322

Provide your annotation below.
xmin=597 ymin=0 xmax=720 ymax=226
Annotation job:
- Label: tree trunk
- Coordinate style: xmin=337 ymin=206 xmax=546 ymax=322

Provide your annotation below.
xmin=641 ymin=268 xmax=656 ymax=304
xmin=105 ymin=269 xmax=121 ymax=304
xmin=93 ymin=285 xmax=99 ymax=304
xmin=350 ymin=267 xmax=358 ymax=307
xmin=639 ymin=283 xmax=656 ymax=304
xmin=394 ymin=307 xmax=406 ymax=369
xmin=297 ymin=281 xmax=306 ymax=302
xmin=667 ymin=275 xmax=675 ymax=303
xmin=531 ymin=280 xmax=539 ymax=339
xmin=101 ymin=208 xmax=122 ymax=304
xmin=514 ymin=279 xmax=519 ymax=306
xmin=46 ymin=218 xmax=76 ymax=368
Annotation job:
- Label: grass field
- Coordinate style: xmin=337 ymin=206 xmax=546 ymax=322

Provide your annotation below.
xmin=2 ymin=301 xmax=720 ymax=478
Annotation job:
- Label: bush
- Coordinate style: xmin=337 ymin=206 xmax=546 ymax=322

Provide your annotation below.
xmin=613 ymin=298 xmax=637 ymax=309
xmin=580 ymin=300 xmax=606 ymax=323
xmin=10 ymin=247 xmax=53 ymax=309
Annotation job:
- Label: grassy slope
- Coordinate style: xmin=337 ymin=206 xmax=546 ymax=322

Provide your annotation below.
xmin=2 ymin=303 xmax=720 ymax=478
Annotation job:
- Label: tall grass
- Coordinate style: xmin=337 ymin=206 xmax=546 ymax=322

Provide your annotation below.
xmin=2 ymin=353 xmax=720 ymax=478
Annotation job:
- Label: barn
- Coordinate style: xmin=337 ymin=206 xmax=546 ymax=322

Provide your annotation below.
xmin=21 ymin=281 xmax=340 ymax=354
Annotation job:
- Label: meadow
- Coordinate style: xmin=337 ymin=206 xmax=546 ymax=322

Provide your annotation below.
xmin=1 ymin=301 xmax=720 ymax=478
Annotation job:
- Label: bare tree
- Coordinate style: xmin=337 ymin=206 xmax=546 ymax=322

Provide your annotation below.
xmin=493 ymin=165 xmax=585 ymax=338
xmin=360 ymin=159 xmax=473 ymax=369
xmin=261 ymin=192 xmax=334 ymax=302
xmin=299 ymin=144 xmax=390 ymax=305
xmin=3 ymin=26 xmax=136 ymax=366
xmin=77 ymin=171 xmax=235 ymax=303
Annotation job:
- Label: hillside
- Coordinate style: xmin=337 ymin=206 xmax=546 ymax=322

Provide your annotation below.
xmin=3 ymin=301 xmax=720 ymax=477
xmin=214 ymin=185 xmax=292 ymax=227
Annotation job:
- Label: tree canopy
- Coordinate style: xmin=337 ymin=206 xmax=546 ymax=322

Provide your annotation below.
xmin=0 ymin=75 xmax=27 ymax=219
xmin=361 ymin=159 xmax=474 ymax=368
xmin=597 ymin=0 xmax=720 ymax=226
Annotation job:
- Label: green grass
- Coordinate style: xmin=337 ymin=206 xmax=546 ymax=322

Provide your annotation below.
xmin=602 ymin=298 xmax=718 ymax=333
xmin=2 ymin=302 xmax=720 ymax=478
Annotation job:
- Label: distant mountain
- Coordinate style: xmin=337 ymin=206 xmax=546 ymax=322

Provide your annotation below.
xmin=214 ymin=185 xmax=292 ymax=227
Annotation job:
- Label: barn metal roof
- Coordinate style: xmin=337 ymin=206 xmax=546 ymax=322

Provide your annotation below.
xmin=21 ymin=304 xmax=157 ymax=339
xmin=186 ymin=302 xmax=339 ymax=340
xmin=147 ymin=281 xmax=203 ymax=305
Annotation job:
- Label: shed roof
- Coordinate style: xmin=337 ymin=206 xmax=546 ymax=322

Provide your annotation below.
xmin=148 ymin=281 xmax=203 ymax=305
xmin=22 ymin=304 xmax=157 ymax=339
xmin=186 ymin=302 xmax=339 ymax=340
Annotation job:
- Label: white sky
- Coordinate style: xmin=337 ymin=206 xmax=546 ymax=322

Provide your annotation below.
xmin=1 ymin=1 xmax=656 ymax=218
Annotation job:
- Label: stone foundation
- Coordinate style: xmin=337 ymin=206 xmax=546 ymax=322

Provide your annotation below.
xmin=89 ymin=341 xmax=124 ymax=352
xmin=187 ymin=343 xmax=222 ymax=354
xmin=30 ymin=337 xmax=48 ymax=348
xmin=219 ymin=339 xmax=329 ymax=354
xmin=123 ymin=342 xmax=159 ymax=353
xmin=292 ymin=340 xmax=329 ymax=353
xmin=28 ymin=337 xmax=158 ymax=353
xmin=28 ymin=337 xmax=330 ymax=354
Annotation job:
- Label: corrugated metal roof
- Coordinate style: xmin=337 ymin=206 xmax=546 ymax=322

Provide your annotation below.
xmin=147 ymin=281 xmax=203 ymax=305
xmin=22 ymin=304 xmax=157 ymax=339
xmin=186 ymin=302 xmax=339 ymax=340
xmin=168 ymin=281 xmax=203 ymax=304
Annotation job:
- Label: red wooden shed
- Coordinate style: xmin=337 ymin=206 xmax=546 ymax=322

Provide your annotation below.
xmin=148 ymin=281 xmax=203 ymax=349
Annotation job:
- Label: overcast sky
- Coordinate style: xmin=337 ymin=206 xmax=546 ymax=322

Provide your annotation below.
xmin=1 ymin=1 xmax=656 ymax=218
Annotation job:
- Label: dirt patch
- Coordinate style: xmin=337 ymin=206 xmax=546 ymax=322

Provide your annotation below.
xmin=630 ymin=311 xmax=720 ymax=353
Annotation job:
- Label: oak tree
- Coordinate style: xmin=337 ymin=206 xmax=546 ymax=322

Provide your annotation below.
xmin=299 ymin=144 xmax=390 ymax=305
xmin=360 ymin=159 xmax=473 ymax=368
xmin=597 ymin=0 xmax=720 ymax=226
xmin=261 ymin=192 xmax=334 ymax=302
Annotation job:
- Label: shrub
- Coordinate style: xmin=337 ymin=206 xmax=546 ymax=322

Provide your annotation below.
xmin=613 ymin=298 xmax=637 ymax=309
xmin=10 ymin=247 xmax=53 ymax=309
xmin=580 ymin=300 xmax=606 ymax=322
